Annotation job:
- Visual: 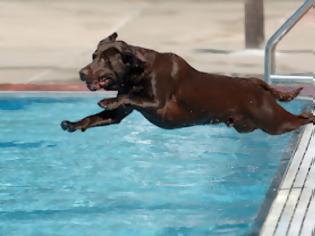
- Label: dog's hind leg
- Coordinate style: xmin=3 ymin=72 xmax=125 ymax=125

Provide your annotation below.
xmin=248 ymin=96 xmax=314 ymax=135
xmin=299 ymin=112 xmax=315 ymax=124
xmin=255 ymin=109 xmax=313 ymax=135
xmin=252 ymin=78 xmax=303 ymax=102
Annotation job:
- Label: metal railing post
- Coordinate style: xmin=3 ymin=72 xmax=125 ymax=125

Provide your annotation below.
xmin=264 ymin=0 xmax=314 ymax=84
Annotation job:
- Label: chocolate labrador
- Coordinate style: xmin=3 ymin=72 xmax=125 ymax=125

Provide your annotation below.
xmin=61 ymin=33 xmax=314 ymax=135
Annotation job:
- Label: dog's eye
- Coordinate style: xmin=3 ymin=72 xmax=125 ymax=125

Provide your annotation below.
xmin=92 ymin=54 xmax=97 ymax=60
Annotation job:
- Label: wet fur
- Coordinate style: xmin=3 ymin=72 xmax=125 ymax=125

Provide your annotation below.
xmin=61 ymin=33 xmax=314 ymax=135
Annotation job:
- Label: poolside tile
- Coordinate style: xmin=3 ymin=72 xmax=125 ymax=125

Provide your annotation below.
xmin=260 ymin=189 xmax=289 ymax=236
xmin=293 ymin=134 xmax=315 ymax=188
xmin=298 ymin=190 xmax=315 ymax=236
xmin=261 ymin=110 xmax=315 ymax=236
xmin=286 ymin=187 xmax=312 ymax=236
xmin=274 ymin=189 xmax=301 ymax=236
xmin=280 ymin=124 xmax=313 ymax=190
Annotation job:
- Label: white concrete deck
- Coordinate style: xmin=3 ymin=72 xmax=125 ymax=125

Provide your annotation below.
xmin=0 ymin=0 xmax=314 ymax=84
xmin=261 ymin=108 xmax=315 ymax=236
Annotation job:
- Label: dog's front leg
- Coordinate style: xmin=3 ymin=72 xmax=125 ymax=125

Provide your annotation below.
xmin=98 ymin=95 xmax=159 ymax=110
xmin=61 ymin=107 xmax=132 ymax=132
xmin=97 ymin=97 xmax=123 ymax=110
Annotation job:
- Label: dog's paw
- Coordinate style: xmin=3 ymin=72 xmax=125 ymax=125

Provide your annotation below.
xmin=61 ymin=120 xmax=77 ymax=133
xmin=299 ymin=112 xmax=312 ymax=119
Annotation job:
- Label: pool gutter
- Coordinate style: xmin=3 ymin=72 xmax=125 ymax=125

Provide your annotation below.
xmin=260 ymin=105 xmax=315 ymax=236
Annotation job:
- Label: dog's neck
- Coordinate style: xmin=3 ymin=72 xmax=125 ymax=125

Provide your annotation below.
xmin=129 ymin=45 xmax=156 ymax=71
xmin=118 ymin=46 xmax=156 ymax=97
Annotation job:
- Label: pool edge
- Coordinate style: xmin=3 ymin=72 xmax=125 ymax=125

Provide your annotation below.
xmin=259 ymin=106 xmax=315 ymax=236
xmin=250 ymin=123 xmax=305 ymax=235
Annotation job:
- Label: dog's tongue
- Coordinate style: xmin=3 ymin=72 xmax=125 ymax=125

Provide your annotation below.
xmin=99 ymin=79 xmax=111 ymax=87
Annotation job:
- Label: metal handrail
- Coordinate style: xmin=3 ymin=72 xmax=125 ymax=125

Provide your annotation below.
xmin=264 ymin=0 xmax=314 ymax=84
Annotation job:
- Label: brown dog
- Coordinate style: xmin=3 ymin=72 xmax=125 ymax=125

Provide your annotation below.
xmin=61 ymin=33 xmax=314 ymax=135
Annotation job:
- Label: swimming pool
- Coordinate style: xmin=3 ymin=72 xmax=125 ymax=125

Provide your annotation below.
xmin=0 ymin=93 xmax=311 ymax=236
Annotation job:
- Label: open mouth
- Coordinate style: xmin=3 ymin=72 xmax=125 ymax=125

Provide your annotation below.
xmin=86 ymin=77 xmax=115 ymax=91
xmin=98 ymin=76 xmax=113 ymax=89
xmin=99 ymin=76 xmax=119 ymax=91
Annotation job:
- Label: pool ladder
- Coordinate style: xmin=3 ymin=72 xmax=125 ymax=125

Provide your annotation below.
xmin=264 ymin=0 xmax=314 ymax=84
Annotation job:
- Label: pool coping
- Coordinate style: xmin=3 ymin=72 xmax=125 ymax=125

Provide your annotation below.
xmin=260 ymin=103 xmax=315 ymax=236
xmin=251 ymin=123 xmax=305 ymax=235
xmin=250 ymin=98 xmax=313 ymax=235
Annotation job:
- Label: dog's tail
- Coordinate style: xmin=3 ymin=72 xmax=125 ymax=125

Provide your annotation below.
xmin=256 ymin=79 xmax=303 ymax=102
xmin=269 ymin=86 xmax=303 ymax=102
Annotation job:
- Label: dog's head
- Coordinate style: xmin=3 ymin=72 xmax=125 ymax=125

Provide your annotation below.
xmin=79 ymin=32 xmax=145 ymax=91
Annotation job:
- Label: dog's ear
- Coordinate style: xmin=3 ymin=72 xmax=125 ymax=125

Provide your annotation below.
xmin=108 ymin=32 xmax=118 ymax=41
xmin=102 ymin=32 xmax=118 ymax=43
xmin=121 ymin=52 xmax=145 ymax=74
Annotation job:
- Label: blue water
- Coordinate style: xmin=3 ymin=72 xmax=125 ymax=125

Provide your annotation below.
xmin=0 ymin=93 xmax=310 ymax=236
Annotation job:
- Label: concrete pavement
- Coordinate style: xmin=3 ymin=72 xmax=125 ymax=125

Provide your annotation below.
xmin=0 ymin=0 xmax=313 ymax=86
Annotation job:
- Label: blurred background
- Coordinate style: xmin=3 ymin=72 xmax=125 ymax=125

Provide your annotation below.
xmin=0 ymin=0 xmax=313 ymax=87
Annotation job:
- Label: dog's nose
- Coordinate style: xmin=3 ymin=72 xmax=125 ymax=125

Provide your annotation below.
xmin=79 ymin=68 xmax=89 ymax=82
